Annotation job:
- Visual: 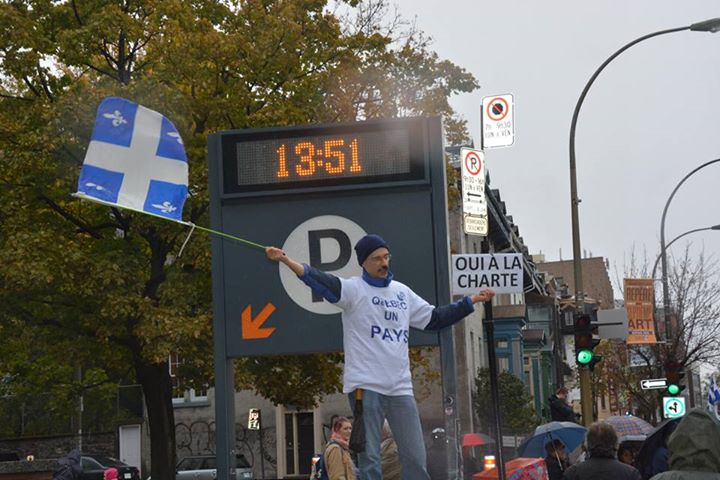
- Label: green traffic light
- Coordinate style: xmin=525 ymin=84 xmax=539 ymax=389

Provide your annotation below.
xmin=667 ymin=384 xmax=680 ymax=395
xmin=576 ymin=349 xmax=594 ymax=365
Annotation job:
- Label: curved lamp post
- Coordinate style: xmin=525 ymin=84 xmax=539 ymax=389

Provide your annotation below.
xmin=650 ymin=223 xmax=720 ymax=343
xmin=568 ymin=18 xmax=720 ymax=426
xmin=652 ymin=224 xmax=720 ymax=281
xmin=659 ymin=158 xmax=720 ymax=340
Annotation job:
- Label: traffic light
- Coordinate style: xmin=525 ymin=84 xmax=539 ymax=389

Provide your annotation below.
xmin=665 ymin=360 xmax=686 ymax=396
xmin=574 ymin=313 xmax=601 ymax=367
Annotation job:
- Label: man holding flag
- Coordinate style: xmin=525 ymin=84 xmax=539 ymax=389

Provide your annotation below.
xmin=266 ymin=235 xmax=495 ymax=480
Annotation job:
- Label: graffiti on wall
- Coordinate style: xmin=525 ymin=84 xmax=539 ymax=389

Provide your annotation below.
xmin=175 ymin=421 xmax=276 ymax=473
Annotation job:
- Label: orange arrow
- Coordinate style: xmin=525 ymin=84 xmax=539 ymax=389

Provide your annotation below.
xmin=242 ymin=303 xmax=276 ymax=339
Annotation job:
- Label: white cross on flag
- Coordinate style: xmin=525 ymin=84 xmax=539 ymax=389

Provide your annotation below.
xmin=76 ymin=96 xmax=188 ymax=220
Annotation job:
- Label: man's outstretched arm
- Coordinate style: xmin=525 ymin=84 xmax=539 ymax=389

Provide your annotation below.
xmin=265 ymin=246 xmax=304 ymax=276
xmin=265 ymin=246 xmax=342 ymax=303
xmin=424 ymin=289 xmax=496 ymax=331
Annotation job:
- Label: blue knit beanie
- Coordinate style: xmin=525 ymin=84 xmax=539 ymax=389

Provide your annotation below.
xmin=354 ymin=234 xmax=389 ymax=266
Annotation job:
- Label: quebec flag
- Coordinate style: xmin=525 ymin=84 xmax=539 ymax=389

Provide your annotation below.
xmin=77 ymin=97 xmax=188 ymax=220
xmin=708 ymin=376 xmax=720 ymax=410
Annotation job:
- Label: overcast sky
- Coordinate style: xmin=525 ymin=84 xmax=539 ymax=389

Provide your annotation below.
xmin=392 ymin=0 xmax=720 ymax=296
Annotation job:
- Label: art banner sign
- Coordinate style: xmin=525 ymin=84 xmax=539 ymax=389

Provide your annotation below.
xmin=624 ymin=278 xmax=657 ymax=344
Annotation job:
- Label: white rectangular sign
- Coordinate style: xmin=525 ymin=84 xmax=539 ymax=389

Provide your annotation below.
xmin=641 ymin=378 xmax=667 ymax=390
xmin=451 ymin=254 xmax=524 ymax=295
xmin=482 ymin=94 xmax=515 ymax=149
xmin=460 ymin=148 xmax=488 ymax=236
xmin=463 ymin=214 xmax=488 ymax=236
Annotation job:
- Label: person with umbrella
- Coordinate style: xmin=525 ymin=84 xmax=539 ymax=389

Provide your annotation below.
xmin=266 ymin=235 xmax=495 ymax=480
xmin=462 ymin=446 xmax=482 ymax=480
xmin=517 ymin=421 xmax=587 ymax=458
xmin=562 ymin=421 xmax=641 ymax=480
xmin=544 ymin=439 xmax=569 ymax=480
xmin=636 ymin=419 xmax=679 ymax=479
xmin=648 ymin=408 xmax=720 ymax=480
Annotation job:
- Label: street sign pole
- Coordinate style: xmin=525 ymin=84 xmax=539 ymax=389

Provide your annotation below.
xmin=579 ymin=367 xmax=593 ymax=427
xmin=482 ymin=301 xmax=506 ymax=480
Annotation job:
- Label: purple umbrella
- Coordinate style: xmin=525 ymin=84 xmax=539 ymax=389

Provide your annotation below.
xmin=603 ymin=415 xmax=654 ymax=437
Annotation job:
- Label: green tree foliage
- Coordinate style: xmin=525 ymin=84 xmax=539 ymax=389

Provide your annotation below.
xmin=0 ymin=0 xmax=478 ymax=477
xmin=473 ymin=368 xmax=539 ymax=435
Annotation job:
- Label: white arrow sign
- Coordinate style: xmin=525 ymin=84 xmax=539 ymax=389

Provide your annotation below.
xmin=641 ymin=378 xmax=667 ymax=390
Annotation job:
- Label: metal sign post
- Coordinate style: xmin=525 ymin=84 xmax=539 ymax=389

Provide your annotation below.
xmin=451 ymin=252 xmax=525 ymax=480
xmin=482 ymin=302 xmax=506 ymax=480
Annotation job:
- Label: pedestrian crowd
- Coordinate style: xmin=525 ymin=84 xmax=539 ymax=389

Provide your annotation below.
xmin=542 ymin=406 xmax=720 ymax=480
xmin=311 ymin=405 xmax=718 ymax=480
xmin=269 ymin=233 xmax=719 ymax=480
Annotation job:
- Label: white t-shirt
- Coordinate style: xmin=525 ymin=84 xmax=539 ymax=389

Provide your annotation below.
xmin=335 ymin=276 xmax=435 ymax=396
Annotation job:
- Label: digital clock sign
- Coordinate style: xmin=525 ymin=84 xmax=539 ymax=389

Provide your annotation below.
xmin=220 ymin=117 xmax=429 ymax=195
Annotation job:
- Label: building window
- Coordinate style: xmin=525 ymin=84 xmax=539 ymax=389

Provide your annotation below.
xmin=498 ymin=356 xmax=510 ymax=372
xmin=169 ymin=353 xmax=208 ymax=405
xmin=496 ymin=339 xmax=508 ymax=349
xmin=169 ymin=353 xmax=184 ymax=404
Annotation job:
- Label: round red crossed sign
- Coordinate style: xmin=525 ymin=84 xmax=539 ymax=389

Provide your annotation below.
xmin=464 ymin=150 xmax=483 ymax=176
xmin=486 ymin=96 xmax=509 ymax=122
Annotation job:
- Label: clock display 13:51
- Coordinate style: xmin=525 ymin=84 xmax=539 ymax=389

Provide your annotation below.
xmin=276 ymin=138 xmax=362 ymax=178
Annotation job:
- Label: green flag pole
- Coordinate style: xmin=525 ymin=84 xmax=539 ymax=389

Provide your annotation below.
xmin=71 ymin=193 xmax=266 ymax=251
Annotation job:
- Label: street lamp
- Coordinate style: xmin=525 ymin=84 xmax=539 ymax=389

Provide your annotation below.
xmin=649 ymin=224 xmax=720 ymax=342
xmin=568 ymin=18 xmax=720 ymax=426
xmin=659 ymin=159 xmax=720 ymax=341
xmin=651 ymin=224 xmax=720 ymax=281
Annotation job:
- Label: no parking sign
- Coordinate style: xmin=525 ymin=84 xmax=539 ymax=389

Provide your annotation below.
xmin=482 ymin=94 xmax=515 ymax=149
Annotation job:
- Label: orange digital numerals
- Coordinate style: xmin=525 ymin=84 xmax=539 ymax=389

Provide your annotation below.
xmin=276 ymin=138 xmax=362 ymax=179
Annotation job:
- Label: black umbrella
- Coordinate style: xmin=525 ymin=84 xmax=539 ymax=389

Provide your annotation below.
xmin=349 ymin=389 xmax=366 ymax=453
xmin=635 ymin=417 xmax=680 ymax=479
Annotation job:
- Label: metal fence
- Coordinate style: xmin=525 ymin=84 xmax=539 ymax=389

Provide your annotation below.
xmin=0 ymin=385 xmax=143 ymax=439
